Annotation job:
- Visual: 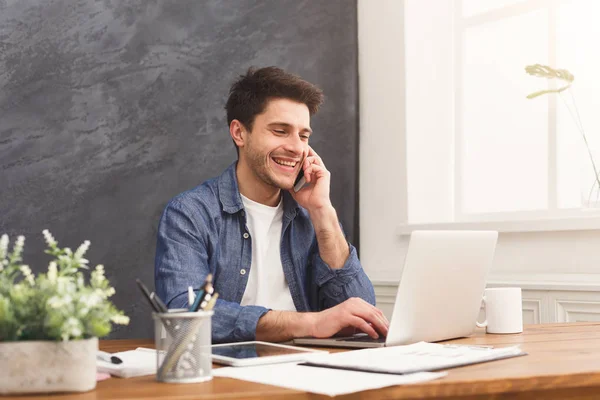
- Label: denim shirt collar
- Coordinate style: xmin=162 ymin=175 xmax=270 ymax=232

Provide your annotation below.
xmin=217 ymin=162 xmax=299 ymax=220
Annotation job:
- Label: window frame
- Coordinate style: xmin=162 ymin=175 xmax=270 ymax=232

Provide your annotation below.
xmin=455 ymin=0 xmax=560 ymax=221
xmin=402 ymin=0 xmax=600 ymax=232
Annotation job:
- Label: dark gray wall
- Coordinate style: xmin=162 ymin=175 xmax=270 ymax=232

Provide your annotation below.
xmin=0 ymin=0 xmax=359 ymax=339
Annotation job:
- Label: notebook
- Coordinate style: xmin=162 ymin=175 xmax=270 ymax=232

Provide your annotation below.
xmin=96 ymin=348 xmax=156 ymax=378
xmin=300 ymin=342 xmax=526 ymax=375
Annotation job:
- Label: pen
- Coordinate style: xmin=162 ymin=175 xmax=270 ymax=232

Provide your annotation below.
xmin=150 ymin=292 xmax=168 ymax=313
xmin=195 ymin=292 xmax=215 ymax=312
xmin=203 ymin=293 xmax=219 ymax=311
xmin=192 ymin=287 xmax=214 ymax=312
xmin=188 ymin=286 xmax=195 ymax=306
xmin=136 ymin=279 xmax=160 ymax=313
xmin=189 ymin=274 xmax=214 ymax=312
xmin=97 ymin=350 xmax=123 ymax=365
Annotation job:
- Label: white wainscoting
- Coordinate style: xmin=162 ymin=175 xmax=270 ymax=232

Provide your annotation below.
xmin=373 ymin=272 xmax=600 ymax=324
xmin=372 ymin=281 xmax=399 ymax=319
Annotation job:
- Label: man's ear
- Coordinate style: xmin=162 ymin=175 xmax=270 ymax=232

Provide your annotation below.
xmin=230 ymin=120 xmax=246 ymax=148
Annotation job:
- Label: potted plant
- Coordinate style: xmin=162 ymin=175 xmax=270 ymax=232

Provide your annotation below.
xmin=0 ymin=230 xmax=129 ymax=394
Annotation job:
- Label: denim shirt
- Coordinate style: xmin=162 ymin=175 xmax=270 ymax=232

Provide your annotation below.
xmin=154 ymin=162 xmax=375 ymax=343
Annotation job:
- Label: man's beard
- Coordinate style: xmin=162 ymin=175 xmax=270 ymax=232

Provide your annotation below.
xmin=245 ymin=146 xmax=293 ymax=190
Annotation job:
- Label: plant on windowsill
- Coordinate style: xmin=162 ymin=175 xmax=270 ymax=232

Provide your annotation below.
xmin=525 ymin=64 xmax=600 ymax=208
xmin=0 ymin=230 xmax=129 ymax=394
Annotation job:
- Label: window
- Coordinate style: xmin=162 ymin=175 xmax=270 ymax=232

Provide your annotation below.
xmin=405 ymin=0 xmax=600 ymax=225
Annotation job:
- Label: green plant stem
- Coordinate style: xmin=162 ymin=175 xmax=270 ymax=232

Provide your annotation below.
xmin=568 ymin=89 xmax=600 ymax=203
xmin=559 ymin=90 xmax=600 ymax=202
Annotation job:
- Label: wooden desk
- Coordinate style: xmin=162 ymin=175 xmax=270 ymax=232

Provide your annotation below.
xmin=5 ymin=323 xmax=600 ymax=399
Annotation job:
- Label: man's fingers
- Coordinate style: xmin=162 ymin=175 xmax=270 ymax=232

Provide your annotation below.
xmin=372 ymin=307 xmax=390 ymax=330
xmin=304 ymin=155 xmax=315 ymax=168
xmin=381 ymin=311 xmax=390 ymax=327
xmin=303 ymin=164 xmax=328 ymax=184
xmin=307 ymin=146 xmax=325 ymax=168
xmin=348 ymin=316 xmax=379 ymax=339
xmin=353 ymin=310 xmax=388 ymax=337
xmin=304 ymin=155 xmax=323 ymax=170
xmin=372 ymin=313 xmax=389 ymax=336
xmin=334 ymin=326 xmax=357 ymax=337
xmin=351 ymin=303 xmax=389 ymax=336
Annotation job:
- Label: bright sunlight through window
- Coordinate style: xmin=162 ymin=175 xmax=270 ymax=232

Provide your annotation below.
xmin=405 ymin=0 xmax=600 ymax=224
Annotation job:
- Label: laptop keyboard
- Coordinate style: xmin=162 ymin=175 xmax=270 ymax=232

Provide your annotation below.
xmin=339 ymin=335 xmax=386 ymax=343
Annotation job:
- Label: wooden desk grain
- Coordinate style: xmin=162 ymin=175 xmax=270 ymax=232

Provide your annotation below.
xmin=4 ymin=323 xmax=600 ymax=399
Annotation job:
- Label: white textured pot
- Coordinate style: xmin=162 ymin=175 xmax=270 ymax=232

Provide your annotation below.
xmin=0 ymin=337 xmax=98 ymax=394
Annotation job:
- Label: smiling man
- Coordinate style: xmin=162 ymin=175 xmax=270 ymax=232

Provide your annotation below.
xmin=155 ymin=67 xmax=388 ymax=343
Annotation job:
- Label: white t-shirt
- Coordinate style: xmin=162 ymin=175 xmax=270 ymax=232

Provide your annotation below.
xmin=240 ymin=194 xmax=297 ymax=311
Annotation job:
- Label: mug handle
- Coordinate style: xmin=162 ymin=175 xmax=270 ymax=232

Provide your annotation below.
xmin=475 ymin=296 xmax=488 ymax=328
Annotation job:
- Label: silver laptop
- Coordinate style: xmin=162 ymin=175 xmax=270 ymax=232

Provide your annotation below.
xmin=293 ymin=230 xmax=498 ymax=348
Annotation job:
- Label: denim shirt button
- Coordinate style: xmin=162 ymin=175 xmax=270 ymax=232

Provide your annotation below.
xmin=240 ymin=269 xmax=247 ymax=275
xmin=243 ymin=232 xmax=249 ymax=239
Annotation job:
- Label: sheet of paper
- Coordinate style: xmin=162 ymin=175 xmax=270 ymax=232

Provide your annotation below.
xmin=213 ymin=363 xmax=446 ymax=397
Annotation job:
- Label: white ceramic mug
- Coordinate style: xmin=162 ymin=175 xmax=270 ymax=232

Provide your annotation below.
xmin=476 ymin=287 xmax=523 ymax=334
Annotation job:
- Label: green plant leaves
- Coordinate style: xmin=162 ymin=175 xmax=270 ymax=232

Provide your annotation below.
xmin=0 ymin=232 xmax=129 ymax=341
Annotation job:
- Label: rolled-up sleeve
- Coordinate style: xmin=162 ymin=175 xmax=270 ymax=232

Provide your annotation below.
xmin=313 ymin=244 xmax=376 ymax=310
xmin=211 ymin=301 xmax=269 ymax=343
xmin=154 ymin=200 xmax=269 ymax=343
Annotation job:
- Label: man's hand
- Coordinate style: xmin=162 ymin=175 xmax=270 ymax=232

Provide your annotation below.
xmin=256 ymin=298 xmax=389 ymax=342
xmin=290 ymin=146 xmax=332 ymax=213
xmin=289 ymin=145 xmax=349 ymax=269
xmin=308 ymin=297 xmax=390 ymax=339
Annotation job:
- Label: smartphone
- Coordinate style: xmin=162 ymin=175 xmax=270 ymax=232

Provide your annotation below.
xmin=293 ymin=167 xmax=306 ymax=192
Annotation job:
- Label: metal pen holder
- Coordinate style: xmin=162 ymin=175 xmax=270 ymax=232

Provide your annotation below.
xmin=152 ymin=310 xmax=213 ymax=383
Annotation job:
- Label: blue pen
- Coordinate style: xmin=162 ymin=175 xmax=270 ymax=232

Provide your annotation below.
xmin=193 ymin=292 xmax=214 ymax=312
xmin=188 ymin=274 xmax=214 ymax=312
xmin=188 ymin=289 xmax=205 ymax=312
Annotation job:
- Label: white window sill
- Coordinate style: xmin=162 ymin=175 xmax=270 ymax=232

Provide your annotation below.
xmin=373 ymin=272 xmax=600 ymax=292
xmin=397 ymin=215 xmax=600 ymax=235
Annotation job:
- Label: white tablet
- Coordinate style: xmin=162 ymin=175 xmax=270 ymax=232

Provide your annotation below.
xmin=211 ymin=341 xmax=326 ymax=367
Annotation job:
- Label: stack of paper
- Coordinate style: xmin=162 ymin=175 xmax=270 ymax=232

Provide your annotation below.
xmin=97 ymin=348 xmax=156 ymax=378
xmin=303 ymin=342 xmax=526 ymax=374
xmin=214 ymin=342 xmax=524 ymax=396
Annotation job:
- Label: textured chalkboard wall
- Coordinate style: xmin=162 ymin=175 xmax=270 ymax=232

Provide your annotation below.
xmin=0 ymin=0 xmax=359 ymax=338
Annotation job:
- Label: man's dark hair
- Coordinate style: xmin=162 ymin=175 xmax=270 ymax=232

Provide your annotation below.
xmin=225 ymin=66 xmax=324 ymax=133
